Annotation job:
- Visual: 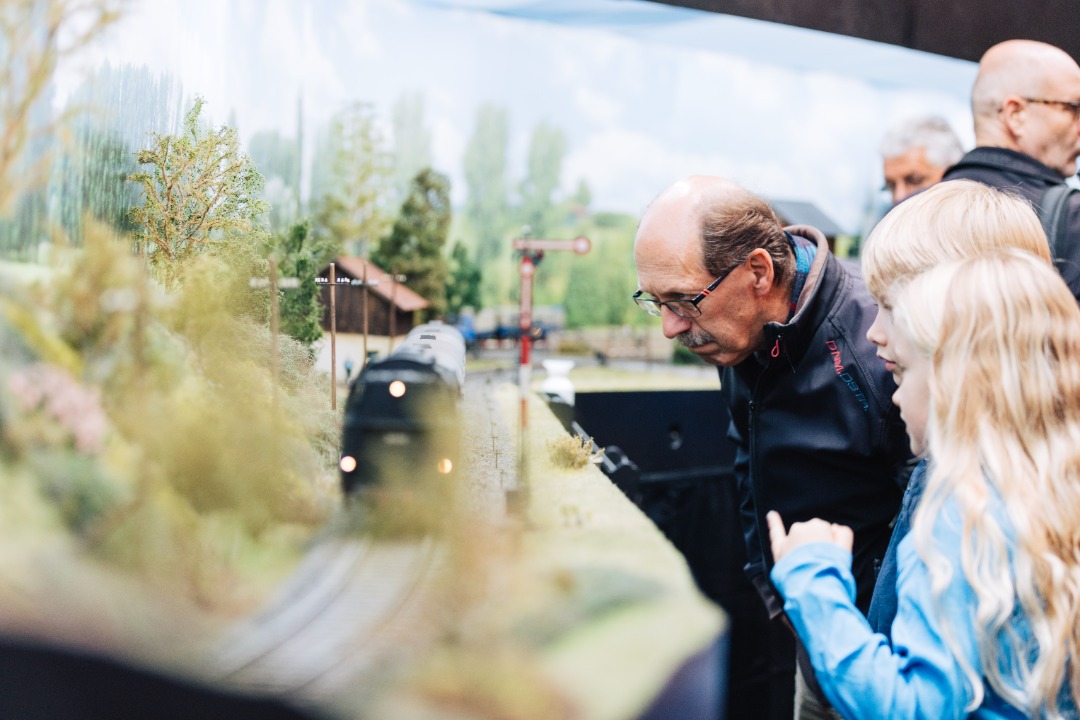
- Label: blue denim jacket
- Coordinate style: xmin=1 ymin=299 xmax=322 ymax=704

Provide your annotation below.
xmin=866 ymin=458 xmax=928 ymax=637
xmin=771 ymin=491 xmax=1076 ymax=719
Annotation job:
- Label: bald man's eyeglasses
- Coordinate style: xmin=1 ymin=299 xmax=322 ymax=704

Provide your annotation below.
xmin=1023 ymin=97 xmax=1080 ymax=121
xmin=632 ymin=256 xmax=747 ymax=318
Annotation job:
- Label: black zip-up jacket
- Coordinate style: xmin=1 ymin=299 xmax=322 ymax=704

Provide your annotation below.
xmin=943 ymin=146 xmax=1080 ymax=301
xmin=722 ymin=226 xmax=910 ymax=619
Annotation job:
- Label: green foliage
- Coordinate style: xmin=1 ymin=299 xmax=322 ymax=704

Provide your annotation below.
xmin=128 ymin=97 xmax=271 ymax=289
xmin=570 ymin=179 xmax=592 ymax=212
xmin=275 ymin=220 xmax=332 ymax=350
xmin=517 ymin=122 xmax=567 ymax=238
xmin=72 ymin=63 xmax=186 ymax=147
xmin=248 ymin=128 xmax=302 ymax=234
xmin=461 ymin=110 xmax=590 ymax=312
xmin=550 ymin=212 xmax=641 ymax=329
xmin=0 ymin=190 xmax=49 ymax=261
xmin=371 ymin=168 xmax=452 ymax=318
xmin=464 ymin=104 xmax=512 ymax=264
xmin=563 ymin=261 xmax=603 ymax=329
xmin=49 ymin=63 xmax=186 ymax=245
xmin=593 ymin=211 xmax=628 ymax=228
xmin=391 ymin=91 xmax=433 ymax=203
xmin=309 ymin=101 xmax=393 ymax=256
xmin=446 ymin=240 xmax=483 ymax=315
xmin=54 ymin=127 xmax=139 ymax=237
xmin=1 ymin=222 xmax=340 ymax=609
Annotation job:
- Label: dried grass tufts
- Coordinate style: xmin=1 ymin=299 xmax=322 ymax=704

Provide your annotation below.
xmin=546 ymin=434 xmax=603 ymax=470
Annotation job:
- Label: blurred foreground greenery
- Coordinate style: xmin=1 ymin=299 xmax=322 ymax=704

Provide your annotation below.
xmin=0 ymin=224 xmax=341 ymax=616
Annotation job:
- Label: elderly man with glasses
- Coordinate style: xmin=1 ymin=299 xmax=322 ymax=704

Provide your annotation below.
xmin=634 ymin=176 xmax=911 ymax=720
xmin=942 ymin=39 xmax=1080 ymax=301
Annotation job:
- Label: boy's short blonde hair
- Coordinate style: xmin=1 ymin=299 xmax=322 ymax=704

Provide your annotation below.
xmin=860 ymin=179 xmax=1051 ymax=302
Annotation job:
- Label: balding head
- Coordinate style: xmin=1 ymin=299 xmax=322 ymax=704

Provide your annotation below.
xmin=633 ymin=176 xmax=795 ymax=366
xmin=972 ymin=40 xmax=1080 ymax=176
xmin=641 ymin=176 xmax=749 ymax=242
xmin=637 ymin=176 xmax=792 ymax=282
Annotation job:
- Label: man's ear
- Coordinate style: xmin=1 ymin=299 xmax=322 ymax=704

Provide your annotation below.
xmin=1000 ymin=96 xmax=1027 ymax=138
xmin=746 ymin=248 xmax=775 ymax=295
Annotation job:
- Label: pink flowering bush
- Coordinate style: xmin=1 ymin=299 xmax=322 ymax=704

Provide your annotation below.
xmin=8 ymin=363 xmax=108 ymax=454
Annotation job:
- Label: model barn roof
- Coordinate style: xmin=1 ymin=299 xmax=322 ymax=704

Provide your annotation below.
xmin=320 ymin=258 xmax=430 ymax=312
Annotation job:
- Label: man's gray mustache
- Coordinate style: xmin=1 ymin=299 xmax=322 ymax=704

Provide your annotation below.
xmin=677 ymin=330 xmax=715 ymax=348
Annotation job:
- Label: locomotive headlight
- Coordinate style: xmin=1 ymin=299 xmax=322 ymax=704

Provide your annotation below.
xmin=339 ymin=455 xmax=358 ymax=473
xmin=389 ymin=380 xmax=406 ymax=398
xmin=436 ymin=457 xmax=453 ymax=474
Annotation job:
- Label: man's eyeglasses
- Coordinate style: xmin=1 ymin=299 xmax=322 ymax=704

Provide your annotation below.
xmin=633 ymin=256 xmax=747 ymax=318
xmin=1023 ymin=97 xmax=1080 ymax=121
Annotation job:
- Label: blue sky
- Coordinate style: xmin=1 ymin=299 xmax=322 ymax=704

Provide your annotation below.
xmin=60 ymin=0 xmax=979 ymax=235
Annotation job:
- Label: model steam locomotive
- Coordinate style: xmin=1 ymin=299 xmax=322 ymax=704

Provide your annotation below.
xmin=338 ymin=321 xmax=466 ymax=496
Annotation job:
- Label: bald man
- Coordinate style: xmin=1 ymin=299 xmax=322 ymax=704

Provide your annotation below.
xmin=633 ymin=177 xmax=910 ymax=720
xmin=942 ymin=39 xmax=1080 ymax=299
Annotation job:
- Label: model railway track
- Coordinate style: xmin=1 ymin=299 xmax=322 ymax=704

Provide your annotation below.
xmin=213 ymin=535 xmax=443 ymax=700
xmin=212 ymin=326 xmax=513 ymax=703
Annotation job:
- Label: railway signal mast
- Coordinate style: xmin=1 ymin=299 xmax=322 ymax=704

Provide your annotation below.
xmin=509 ymin=234 xmax=591 ymax=508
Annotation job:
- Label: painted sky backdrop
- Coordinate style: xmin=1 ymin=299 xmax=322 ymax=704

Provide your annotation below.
xmin=59 ymin=0 xmax=980 ymax=234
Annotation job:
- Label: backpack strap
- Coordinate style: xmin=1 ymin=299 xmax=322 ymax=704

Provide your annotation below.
xmin=1037 ymin=183 xmax=1077 ymax=258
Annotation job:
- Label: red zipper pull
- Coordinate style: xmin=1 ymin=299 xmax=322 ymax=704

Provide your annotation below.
xmin=770 ymin=337 xmax=781 ymax=358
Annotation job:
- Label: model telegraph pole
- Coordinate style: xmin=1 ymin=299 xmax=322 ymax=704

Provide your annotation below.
xmin=249 ymin=257 xmax=299 ymax=409
xmin=509 ymin=234 xmax=591 ymax=510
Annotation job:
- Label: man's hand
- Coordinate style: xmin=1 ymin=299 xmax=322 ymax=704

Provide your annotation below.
xmin=767 ymin=510 xmax=854 ymax=563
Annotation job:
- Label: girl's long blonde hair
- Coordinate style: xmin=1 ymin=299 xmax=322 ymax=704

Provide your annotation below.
xmin=894 ymin=249 xmax=1080 ymax=717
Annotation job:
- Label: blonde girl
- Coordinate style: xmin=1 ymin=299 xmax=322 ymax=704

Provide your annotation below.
xmin=768 ymin=249 xmax=1080 ymax=718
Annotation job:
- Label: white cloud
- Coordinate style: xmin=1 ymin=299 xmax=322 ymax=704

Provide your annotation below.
xmin=564 ymin=129 xmax=737 ymax=215
xmin=335 ymin=0 xmax=387 ymax=62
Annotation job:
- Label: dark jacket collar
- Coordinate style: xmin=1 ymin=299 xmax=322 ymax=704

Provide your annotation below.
xmin=947 ymin=146 xmax=1064 ymax=185
xmin=755 ymin=225 xmax=842 ymax=367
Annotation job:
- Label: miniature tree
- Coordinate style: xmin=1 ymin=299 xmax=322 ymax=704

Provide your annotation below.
xmin=276 ymin=220 xmax=334 ymax=351
xmin=128 ymin=97 xmax=270 ymax=289
xmin=248 ymin=127 xmax=301 ymax=233
xmin=391 ymin=91 xmax=433 ymax=203
xmin=516 ymin=121 xmax=567 ymax=238
xmin=309 ymin=101 xmax=393 ymax=257
xmin=371 ymin=168 xmax=452 ymax=319
xmin=463 ymin=104 xmax=512 ymax=265
xmin=446 ymin=240 xmax=482 ymax=316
